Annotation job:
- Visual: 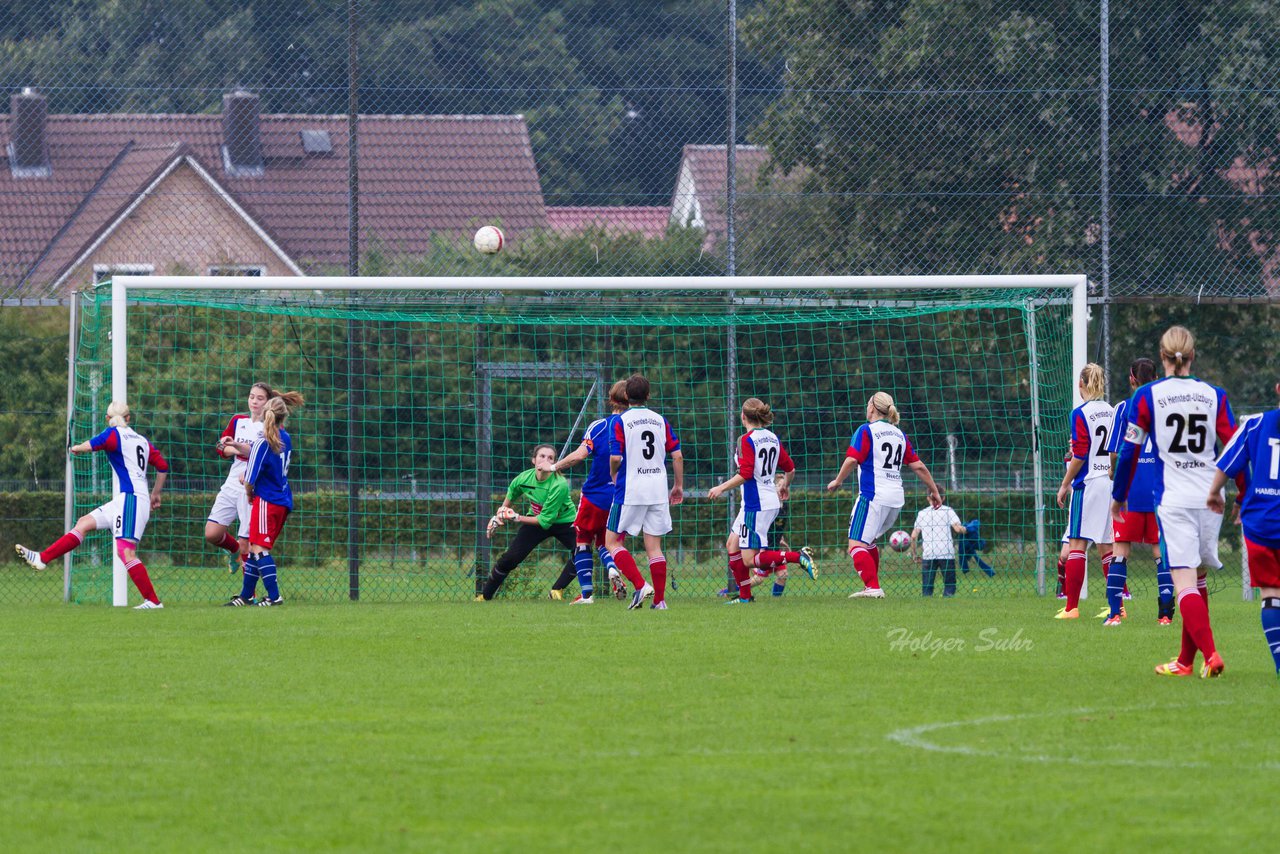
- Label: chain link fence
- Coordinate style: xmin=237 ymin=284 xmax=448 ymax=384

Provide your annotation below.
xmin=1 ymin=1 xmax=1277 ymax=600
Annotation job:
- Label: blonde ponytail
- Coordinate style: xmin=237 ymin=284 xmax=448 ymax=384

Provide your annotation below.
xmin=741 ymin=397 xmax=774 ymax=427
xmin=1079 ymin=363 xmax=1106 ymax=401
xmin=106 ymin=400 xmax=130 ymax=427
xmin=262 ymin=393 xmax=303 ymax=453
xmin=1159 ymin=326 xmax=1196 ymax=373
xmin=868 ymin=391 xmax=900 ymax=425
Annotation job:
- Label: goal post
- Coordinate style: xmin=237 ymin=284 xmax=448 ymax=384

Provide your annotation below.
xmin=75 ymin=274 xmax=1086 ymax=606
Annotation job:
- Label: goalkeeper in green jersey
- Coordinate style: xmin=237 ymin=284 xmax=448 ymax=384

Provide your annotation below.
xmin=478 ymin=444 xmax=581 ymax=601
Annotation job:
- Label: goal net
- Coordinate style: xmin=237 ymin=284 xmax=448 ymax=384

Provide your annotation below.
xmin=67 ymin=275 xmax=1084 ymax=605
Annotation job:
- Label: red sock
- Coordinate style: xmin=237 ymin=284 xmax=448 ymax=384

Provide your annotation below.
xmin=728 ymin=551 xmax=752 ymax=600
xmin=756 ymin=549 xmax=799 ymax=570
xmin=125 ymin=558 xmax=159 ymax=604
xmin=1178 ymin=588 xmax=1216 ymax=660
xmin=869 ymin=545 xmax=881 ymax=573
xmin=1056 ymin=559 xmax=1066 ymax=594
xmin=1197 ymin=577 xmax=1209 ymax=613
xmin=851 ymin=547 xmax=879 ymax=589
xmin=1178 ymin=624 xmax=1197 ymax=668
xmin=1101 ymin=553 xmax=1113 ymax=580
xmin=1064 ymin=549 xmax=1086 ymax=610
xmin=612 ymin=547 xmax=646 ymax=590
xmin=41 ymin=530 xmax=84 ymax=563
xmin=214 ymin=532 xmax=240 ymax=553
xmin=649 ymin=556 xmax=668 ymax=604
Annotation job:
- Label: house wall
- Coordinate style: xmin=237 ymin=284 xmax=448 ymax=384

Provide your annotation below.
xmin=64 ymin=163 xmax=296 ymax=284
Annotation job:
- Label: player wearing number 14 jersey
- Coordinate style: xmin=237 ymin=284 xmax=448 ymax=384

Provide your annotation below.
xmin=1112 ymin=326 xmax=1236 ymax=677
xmin=827 ymin=391 xmax=943 ymax=599
xmin=606 ymin=374 xmax=684 ymax=610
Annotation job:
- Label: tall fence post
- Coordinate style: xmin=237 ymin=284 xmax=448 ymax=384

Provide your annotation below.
xmin=346 ymin=0 xmax=362 ymax=601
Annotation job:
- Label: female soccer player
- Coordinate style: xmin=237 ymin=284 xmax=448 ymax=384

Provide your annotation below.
xmin=606 ymin=374 xmax=684 ymax=610
xmin=541 ymin=380 xmax=629 ymax=603
xmin=1112 ymin=326 xmax=1236 ymax=677
xmin=226 ymin=391 xmax=304 ymax=607
xmin=1209 ymin=378 xmax=1280 ymax=678
xmin=827 ymin=392 xmax=943 ymax=599
xmin=478 ymin=444 xmax=580 ymax=601
xmin=1053 ymin=364 xmax=1115 ymax=620
xmin=17 ymin=401 xmax=168 ymax=609
xmin=205 ymin=383 xmax=270 ymax=573
xmin=707 ymin=398 xmax=816 ymax=604
xmin=1104 ymin=358 xmax=1167 ymax=625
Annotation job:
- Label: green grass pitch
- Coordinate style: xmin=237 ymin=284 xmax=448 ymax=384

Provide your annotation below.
xmin=2 ymin=595 xmax=1273 ymax=851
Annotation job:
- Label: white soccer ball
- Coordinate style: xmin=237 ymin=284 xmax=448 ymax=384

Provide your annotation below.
xmin=888 ymin=530 xmax=911 ymax=552
xmin=474 ymin=225 xmax=505 ymax=254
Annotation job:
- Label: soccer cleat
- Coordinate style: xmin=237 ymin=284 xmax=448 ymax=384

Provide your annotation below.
xmin=651 ymin=601 xmax=668 ymax=610
xmin=799 ymin=546 xmax=818 ymax=579
xmin=608 ymin=569 xmax=627 ymax=600
xmin=473 ymin=594 xmax=486 ymax=602
xmin=1122 ymin=591 xmax=1133 ymax=600
xmin=134 ymin=600 xmax=163 ymax=610
xmin=1200 ymin=651 xmax=1225 ymax=679
xmin=1053 ymin=607 xmax=1079 ymax=620
xmin=223 ymin=596 xmax=253 ymax=607
xmin=1095 ymin=607 xmax=1111 ymax=619
xmin=570 ymin=595 xmax=594 ymax=605
xmin=1155 ymin=658 xmax=1193 ymax=676
xmin=1102 ymin=615 xmax=1123 ymax=627
xmin=1157 ymin=616 xmax=1173 ymax=626
xmin=1055 ymin=592 xmax=1067 ymax=600
xmin=628 ymin=583 xmax=654 ymax=610
xmin=227 ymin=551 xmax=242 ymax=574
xmin=256 ymin=597 xmax=283 ymax=607
xmin=15 ymin=544 xmax=46 ymax=571
xmin=724 ymin=596 xmax=754 ymax=605
xmin=548 ymin=588 xmax=564 ymax=601
xmin=848 ymin=587 xmax=886 ymax=599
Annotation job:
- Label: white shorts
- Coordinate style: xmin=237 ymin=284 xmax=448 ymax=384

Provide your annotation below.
xmin=608 ymin=501 xmax=672 ymax=537
xmin=1066 ymin=478 xmax=1114 ymax=545
xmin=1157 ymin=505 xmax=1222 ymax=571
xmin=732 ymin=506 xmax=780 ymax=550
xmin=208 ymin=480 xmax=251 ymax=539
xmin=90 ymin=493 xmax=151 ymax=542
xmin=847 ymin=497 xmax=901 ymax=545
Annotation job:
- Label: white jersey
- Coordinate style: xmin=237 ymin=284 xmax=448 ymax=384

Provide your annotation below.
xmin=217 ymin=414 xmax=265 ymax=487
xmin=610 ymin=406 xmax=681 ymax=506
xmin=847 ymin=420 xmax=920 ymax=508
xmin=735 ymin=428 xmax=795 ymax=512
xmin=1068 ymin=399 xmax=1114 ymax=485
xmin=913 ymin=505 xmax=962 ymax=560
xmin=89 ymin=424 xmax=167 ymax=497
xmin=1122 ymin=376 xmax=1237 ymax=509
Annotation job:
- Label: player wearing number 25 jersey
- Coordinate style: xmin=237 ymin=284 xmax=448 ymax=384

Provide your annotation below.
xmin=606 ymin=374 xmax=685 ymax=610
xmin=827 ymin=392 xmax=943 ymax=599
xmin=1112 ymin=326 xmax=1233 ymax=677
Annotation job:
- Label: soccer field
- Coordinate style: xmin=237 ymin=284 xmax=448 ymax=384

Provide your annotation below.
xmin=2 ymin=597 xmax=1271 ymax=852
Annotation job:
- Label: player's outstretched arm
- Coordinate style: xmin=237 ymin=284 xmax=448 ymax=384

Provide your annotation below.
xmin=708 ymin=472 xmax=746 ymax=500
xmin=907 ymin=460 xmax=943 ymax=508
xmin=546 ymin=443 xmax=590 ymax=474
xmin=827 ymin=457 xmax=857 ymax=491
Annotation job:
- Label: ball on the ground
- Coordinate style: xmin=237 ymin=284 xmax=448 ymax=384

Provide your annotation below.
xmin=888 ymin=530 xmax=910 ymax=552
xmin=474 ymin=225 xmax=505 ymax=254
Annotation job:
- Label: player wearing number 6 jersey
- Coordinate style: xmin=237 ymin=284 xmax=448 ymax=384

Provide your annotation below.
xmin=606 ymin=374 xmax=684 ymax=610
xmin=17 ymin=401 xmax=168 ymax=608
xmin=827 ymin=392 xmax=943 ymax=599
xmin=1112 ymin=326 xmax=1236 ymax=677
xmin=1208 ymin=379 xmax=1280 ymax=679
xmin=1053 ymin=364 xmax=1115 ymax=620
xmin=708 ymin=398 xmax=816 ymax=604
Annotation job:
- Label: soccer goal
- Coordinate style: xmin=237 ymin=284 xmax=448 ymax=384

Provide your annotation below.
xmin=67 ymin=274 xmax=1085 ymax=605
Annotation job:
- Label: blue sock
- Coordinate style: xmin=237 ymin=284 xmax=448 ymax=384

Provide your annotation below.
xmin=258 ymin=552 xmax=280 ymax=601
xmin=1156 ymin=556 xmax=1174 ymax=609
xmin=1261 ymin=598 xmax=1280 ymax=675
xmin=596 ymin=545 xmax=617 ymax=574
xmin=239 ymin=554 xmax=260 ymax=600
xmin=772 ymin=581 xmax=785 ymax=597
xmin=574 ymin=546 xmax=594 ymax=598
xmin=1106 ymin=557 xmax=1127 ymax=618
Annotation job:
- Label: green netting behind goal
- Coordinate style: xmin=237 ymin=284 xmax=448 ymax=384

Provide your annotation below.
xmin=68 ymin=282 xmax=1079 ymax=604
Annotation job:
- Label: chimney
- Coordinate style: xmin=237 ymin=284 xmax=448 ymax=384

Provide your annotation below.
xmin=9 ymin=88 xmax=50 ymax=177
xmin=222 ymin=89 xmax=264 ymax=176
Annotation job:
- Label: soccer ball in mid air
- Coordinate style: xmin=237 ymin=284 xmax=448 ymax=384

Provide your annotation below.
xmin=888 ymin=530 xmax=911 ymax=552
xmin=474 ymin=225 xmax=505 ymax=254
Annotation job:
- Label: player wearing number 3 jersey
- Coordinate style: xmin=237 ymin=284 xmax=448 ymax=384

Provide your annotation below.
xmin=1112 ymin=326 xmax=1236 ymax=677
xmin=827 ymin=391 xmax=943 ymax=599
xmin=1053 ymin=363 xmax=1114 ymax=620
xmin=16 ymin=401 xmax=169 ymax=608
xmin=606 ymin=374 xmax=684 ymax=610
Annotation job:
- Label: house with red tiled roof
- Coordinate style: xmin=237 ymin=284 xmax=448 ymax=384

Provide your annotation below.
xmin=669 ymin=144 xmax=778 ymax=250
xmin=545 ymin=206 xmax=670 ymax=240
xmin=1 ymin=89 xmax=546 ymax=299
